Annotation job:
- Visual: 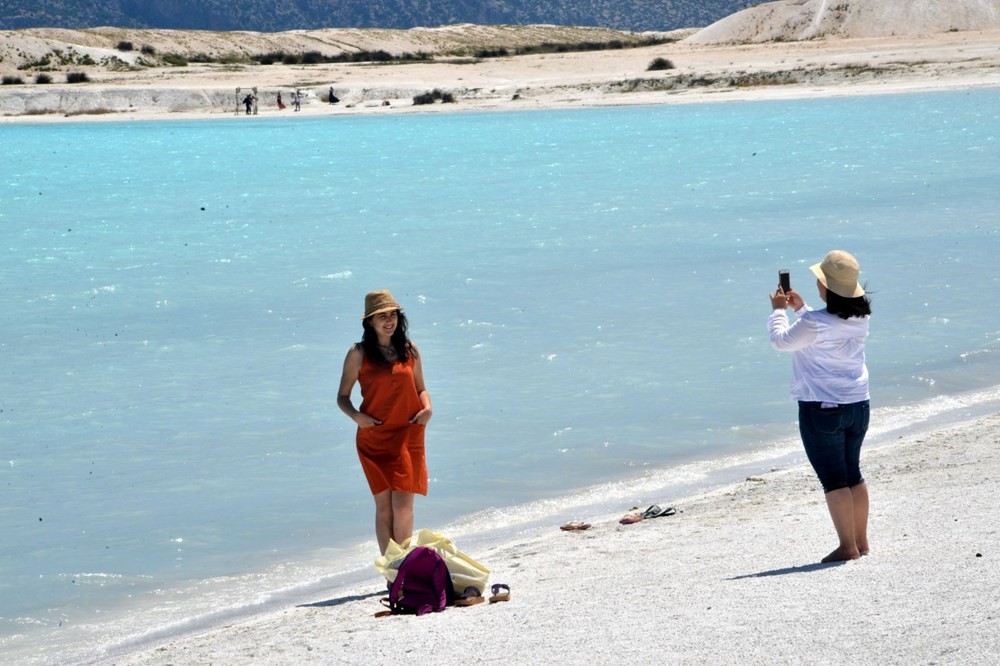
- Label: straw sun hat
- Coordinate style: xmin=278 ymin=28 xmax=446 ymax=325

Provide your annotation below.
xmin=362 ymin=290 xmax=403 ymax=319
xmin=809 ymin=250 xmax=865 ymax=298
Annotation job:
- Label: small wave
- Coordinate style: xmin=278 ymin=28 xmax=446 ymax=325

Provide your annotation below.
xmin=90 ymin=285 xmax=117 ymax=294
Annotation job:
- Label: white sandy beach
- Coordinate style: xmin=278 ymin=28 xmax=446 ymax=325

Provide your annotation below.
xmin=102 ymin=412 xmax=1000 ymax=665
xmin=2 ymin=25 xmax=1000 ymax=122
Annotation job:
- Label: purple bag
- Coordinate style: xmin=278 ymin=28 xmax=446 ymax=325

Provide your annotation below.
xmin=385 ymin=546 xmax=454 ymax=615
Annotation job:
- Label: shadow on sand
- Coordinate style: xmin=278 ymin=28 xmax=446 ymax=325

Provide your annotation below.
xmin=298 ymin=589 xmax=384 ymax=609
xmin=727 ymin=560 xmax=846 ymax=580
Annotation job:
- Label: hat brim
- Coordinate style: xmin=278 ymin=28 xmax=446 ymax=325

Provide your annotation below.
xmin=809 ymin=262 xmax=864 ymax=298
xmin=361 ymin=305 xmax=403 ymax=320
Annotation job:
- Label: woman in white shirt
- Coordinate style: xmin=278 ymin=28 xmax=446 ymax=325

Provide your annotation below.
xmin=769 ymin=250 xmax=872 ymax=563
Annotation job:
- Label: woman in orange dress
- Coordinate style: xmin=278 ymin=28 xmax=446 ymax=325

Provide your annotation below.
xmin=337 ymin=290 xmax=433 ymax=554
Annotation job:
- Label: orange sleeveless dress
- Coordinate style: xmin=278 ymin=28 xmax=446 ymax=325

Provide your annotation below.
xmin=355 ymin=350 xmax=428 ymax=496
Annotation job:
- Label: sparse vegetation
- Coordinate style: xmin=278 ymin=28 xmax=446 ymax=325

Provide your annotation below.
xmin=19 ymin=107 xmax=121 ymax=117
xmin=472 ymin=37 xmax=674 ymax=59
xmin=413 ymin=89 xmax=455 ymax=105
xmin=162 ymin=53 xmax=188 ymax=66
xmin=117 ymin=41 xmax=134 ymax=51
xmin=100 ymin=55 xmax=133 ymax=71
xmin=2 ymin=75 xmax=25 ymax=85
xmin=248 ymin=39 xmax=667 ymax=66
xmin=64 ymin=107 xmax=118 ymax=116
xmin=141 ymin=44 xmax=156 ymax=55
xmin=255 ymin=49 xmax=429 ymax=65
xmin=66 ymin=71 xmax=90 ymax=83
xmin=35 ymin=73 xmax=52 ymax=84
xmin=217 ymin=53 xmax=249 ymax=65
xmin=30 ymin=50 xmax=96 ymax=68
xmin=17 ymin=55 xmax=52 ymax=70
xmin=474 ymin=47 xmax=509 ymax=58
xmin=647 ymin=57 xmax=675 ymax=71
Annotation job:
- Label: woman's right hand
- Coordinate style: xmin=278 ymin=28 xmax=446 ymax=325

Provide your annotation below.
xmin=354 ymin=412 xmax=383 ymax=428
xmin=770 ymin=289 xmax=788 ymax=310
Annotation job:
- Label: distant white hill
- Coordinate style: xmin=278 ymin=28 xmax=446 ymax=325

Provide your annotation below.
xmin=686 ymin=0 xmax=1000 ymax=43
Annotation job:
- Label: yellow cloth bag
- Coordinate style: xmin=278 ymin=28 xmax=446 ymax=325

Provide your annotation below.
xmin=375 ymin=528 xmax=490 ymax=595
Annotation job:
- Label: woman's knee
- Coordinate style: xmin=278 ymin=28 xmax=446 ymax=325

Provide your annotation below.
xmin=391 ymin=491 xmax=415 ymax=512
xmin=373 ymin=490 xmax=393 ymax=514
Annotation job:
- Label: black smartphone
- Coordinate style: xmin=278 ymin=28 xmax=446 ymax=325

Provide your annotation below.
xmin=778 ymin=269 xmax=791 ymax=293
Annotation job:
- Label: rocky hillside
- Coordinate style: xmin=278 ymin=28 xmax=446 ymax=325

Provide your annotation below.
xmin=0 ymin=24 xmax=684 ymax=74
xmin=687 ymin=0 xmax=1000 ymax=43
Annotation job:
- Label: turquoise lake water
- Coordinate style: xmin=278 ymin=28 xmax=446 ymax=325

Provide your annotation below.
xmin=2 ymin=88 xmax=999 ymax=663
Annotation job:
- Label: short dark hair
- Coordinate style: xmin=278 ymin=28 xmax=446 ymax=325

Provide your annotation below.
xmin=826 ymin=289 xmax=872 ymax=320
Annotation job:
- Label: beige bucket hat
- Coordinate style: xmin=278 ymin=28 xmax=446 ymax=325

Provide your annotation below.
xmin=809 ymin=250 xmax=864 ymax=298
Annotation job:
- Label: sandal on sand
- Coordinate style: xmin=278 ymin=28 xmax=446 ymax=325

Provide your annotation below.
xmin=489 ymin=583 xmax=510 ymax=603
xmin=642 ymin=504 xmax=676 ymax=519
xmin=374 ymin=598 xmax=393 ymax=618
xmin=560 ymin=521 xmax=592 ymax=531
xmin=454 ymin=586 xmax=485 ymax=607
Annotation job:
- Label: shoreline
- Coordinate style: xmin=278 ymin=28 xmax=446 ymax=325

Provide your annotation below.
xmin=6 ymin=387 xmax=997 ymax=665
xmin=99 ymin=408 xmax=1000 ymax=665
xmin=2 ymin=29 xmax=1000 ymax=123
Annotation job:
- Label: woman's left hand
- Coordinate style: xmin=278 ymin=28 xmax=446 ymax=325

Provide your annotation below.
xmin=785 ymin=289 xmax=805 ymax=311
xmin=410 ymin=408 xmax=433 ymax=425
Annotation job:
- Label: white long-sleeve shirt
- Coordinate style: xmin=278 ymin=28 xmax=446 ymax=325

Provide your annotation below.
xmin=768 ymin=305 xmax=870 ymax=404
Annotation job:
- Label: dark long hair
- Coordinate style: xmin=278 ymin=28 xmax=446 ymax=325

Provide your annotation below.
xmin=360 ymin=310 xmax=413 ymax=365
xmin=826 ymin=289 xmax=872 ymax=320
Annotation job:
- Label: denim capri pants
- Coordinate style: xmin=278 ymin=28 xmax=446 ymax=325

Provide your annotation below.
xmin=797 ymin=400 xmax=870 ymax=493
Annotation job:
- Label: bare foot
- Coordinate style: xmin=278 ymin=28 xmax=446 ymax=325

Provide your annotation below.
xmin=858 ymin=540 xmax=870 ymax=556
xmin=821 ymin=546 xmax=861 ymax=563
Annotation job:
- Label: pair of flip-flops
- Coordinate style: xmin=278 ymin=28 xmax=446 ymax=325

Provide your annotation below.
xmin=455 ymin=583 xmax=511 ymax=606
xmin=643 ymin=504 xmax=676 ymax=519
xmin=619 ymin=504 xmax=676 ymax=524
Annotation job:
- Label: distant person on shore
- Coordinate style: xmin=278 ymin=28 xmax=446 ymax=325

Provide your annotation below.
xmin=242 ymin=93 xmax=253 ymax=115
xmin=277 ymin=92 xmax=286 ymax=110
xmin=337 ymin=291 xmax=433 ymax=555
xmin=768 ymin=250 xmax=872 ymax=563
xmin=329 ymin=86 xmax=339 ymax=104
xmin=293 ymin=89 xmax=301 ymax=111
